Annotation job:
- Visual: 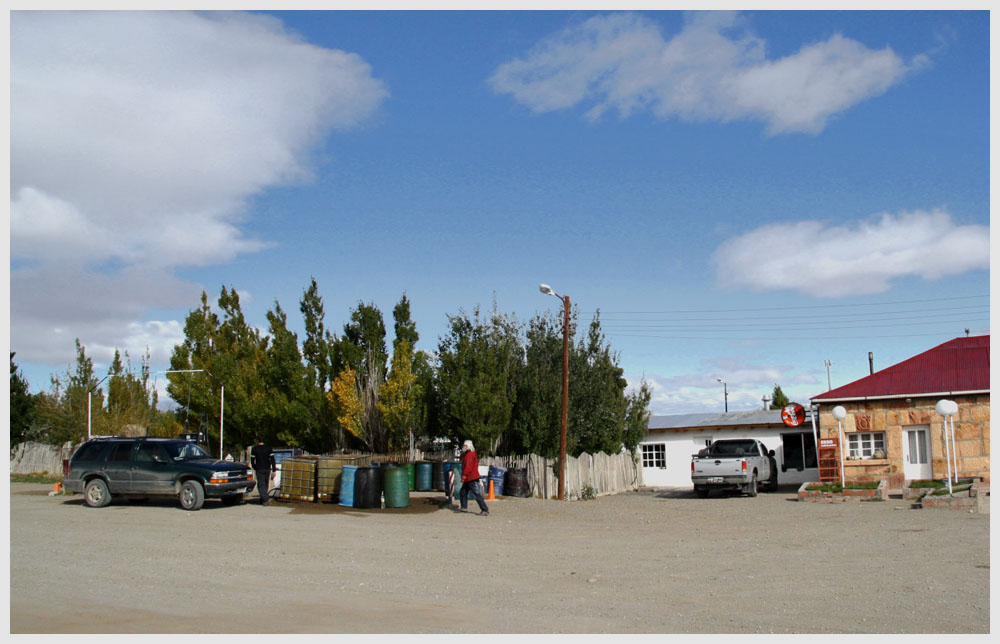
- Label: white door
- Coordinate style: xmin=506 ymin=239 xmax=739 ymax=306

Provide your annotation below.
xmin=903 ymin=426 xmax=932 ymax=480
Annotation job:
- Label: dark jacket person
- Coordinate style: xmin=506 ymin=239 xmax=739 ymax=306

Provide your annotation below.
xmin=250 ymin=435 xmax=275 ymax=506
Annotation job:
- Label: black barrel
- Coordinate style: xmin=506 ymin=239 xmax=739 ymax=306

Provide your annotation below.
xmin=432 ymin=461 xmax=446 ymax=491
xmin=504 ymin=468 xmax=529 ymax=498
xmin=353 ymin=466 xmax=383 ymax=509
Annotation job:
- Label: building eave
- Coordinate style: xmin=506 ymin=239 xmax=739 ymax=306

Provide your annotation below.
xmin=810 ymin=389 xmax=990 ymax=404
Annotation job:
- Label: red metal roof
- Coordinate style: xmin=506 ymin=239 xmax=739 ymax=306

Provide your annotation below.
xmin=812 ymin=335 xmax=990 ymax=401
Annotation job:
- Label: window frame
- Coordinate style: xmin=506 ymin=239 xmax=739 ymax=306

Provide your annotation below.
xmin=847 ymin=432 xmax=886 ymax=460
xmin=641 ymin=443 xmax=666 ymax=469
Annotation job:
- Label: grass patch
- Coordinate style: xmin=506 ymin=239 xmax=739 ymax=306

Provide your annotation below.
xmin=930 ymin=484 xmax=973 ymax=496
xmin=11 ymin=473 xmax=62 ymax=484
xmin=806 ymin=481 xmax=880 ymax=493
xmin=909 ymin=479 xmax=974 ymax=489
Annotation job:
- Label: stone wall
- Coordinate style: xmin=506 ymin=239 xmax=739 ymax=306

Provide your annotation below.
xmin=817 ymin=394 xmax=989 ymax=487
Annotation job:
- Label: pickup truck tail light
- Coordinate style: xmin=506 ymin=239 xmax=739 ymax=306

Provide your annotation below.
xmin=691 ymin=461 xmax=694 ymax=472
xmin=741 ymin=459 xmax=747 ymax=471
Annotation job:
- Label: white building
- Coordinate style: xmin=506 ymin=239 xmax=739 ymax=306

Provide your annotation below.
xmin=639 ymin=410 xmax=819 ymax=488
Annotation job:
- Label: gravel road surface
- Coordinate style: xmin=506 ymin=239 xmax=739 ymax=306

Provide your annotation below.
xmin=9 ymin=483 xmax=989 ymax=633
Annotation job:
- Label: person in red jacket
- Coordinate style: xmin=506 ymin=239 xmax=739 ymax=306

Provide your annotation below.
xmin=459 ymin=439 xmax=489 ymax=516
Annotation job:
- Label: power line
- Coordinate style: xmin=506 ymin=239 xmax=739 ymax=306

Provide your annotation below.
xmin=603 ymin=317 xmax=990 ymax=332
xmin=580 ymin=293 xmax=988 ymax=315
xmin=605 ymin=330 xmax=980 ymax=341
xmin=597 ymin=305 xmax=989 ymax=324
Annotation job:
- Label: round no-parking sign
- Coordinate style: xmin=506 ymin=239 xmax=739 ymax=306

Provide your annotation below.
xmin=781 ymin=403 xmax=806 ymax=427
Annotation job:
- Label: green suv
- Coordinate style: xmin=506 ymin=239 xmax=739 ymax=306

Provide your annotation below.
xmin=64 ymin=437 xmax=254 ymax=510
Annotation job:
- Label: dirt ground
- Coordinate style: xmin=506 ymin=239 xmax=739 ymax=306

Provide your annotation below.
xmin=8 ymin=482 xmax=990 ymax=634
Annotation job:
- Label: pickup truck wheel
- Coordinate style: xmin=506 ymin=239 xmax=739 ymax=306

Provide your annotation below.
xmin=221 ymin=493 xmax=243 ymax=506
xmin=84 ymin=479 xmax=111 ymax=508
xmin=179 ymin=480 xmax=205 ymax=511
xmin=746 ymin=474 xmax=758 ymax=497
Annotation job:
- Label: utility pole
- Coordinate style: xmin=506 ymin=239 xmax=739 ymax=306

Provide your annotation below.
xmin=824 ymin=360 xmax=832 ymax=391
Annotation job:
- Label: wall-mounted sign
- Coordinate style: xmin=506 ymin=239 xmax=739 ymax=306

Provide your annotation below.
xmin=781 ymin=403 xmax=806 ymax=427
xmin=819 ymin=437 xmax=839 ymax=448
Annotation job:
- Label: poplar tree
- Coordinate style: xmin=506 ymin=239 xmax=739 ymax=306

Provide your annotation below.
xmin=435 ymin=304 xmax=522 ymax=454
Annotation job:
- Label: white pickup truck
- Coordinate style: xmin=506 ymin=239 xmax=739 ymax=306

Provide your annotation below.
xmin=691 ymin=439 xmax=778 ymax=498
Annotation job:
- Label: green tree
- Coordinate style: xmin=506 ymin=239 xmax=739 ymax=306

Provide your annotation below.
xmin=33 ymin=339 xmax=100 ymax=445
xmin=435 ymin=303 xmax=522 ymax=454
xmin=568 ymin=312 xmax=628 ymax=456
xmin=623 ymin=378 xmax=653 ymax=455
xmin=10 ymin=353 xmax=37 ymax=445
xmin=336 ymin=301 xmax=388 ymax=387
xmin=299 ymin=277 xmax=342 ymax=448
xmin=101 ymin=348 xmax=160 ymax=435
xmin=262 ymin=302 xmax=322 ymax=451
xmin=769 ymin=384 xmax=790 ymax=410
xmin=168 ymin=287 xmax=266 ymax=455
xmin=510 ymin=311 xmax=572 ymax=457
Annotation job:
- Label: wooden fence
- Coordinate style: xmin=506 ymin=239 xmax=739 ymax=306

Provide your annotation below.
xmin=10 ymin=441 xmax=75 ymax=476
xmin=478 ymin=451 xmax=643 ymax=499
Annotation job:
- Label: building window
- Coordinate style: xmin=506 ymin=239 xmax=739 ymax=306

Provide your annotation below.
xmin=847 ymin=432 xmax=886 ymax=459
xmin=641 ymin=443 xmax=666 ymax=469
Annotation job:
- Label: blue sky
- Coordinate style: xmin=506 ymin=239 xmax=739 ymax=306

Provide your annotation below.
xmin=9 ymin=10 xmax=990 ymax=415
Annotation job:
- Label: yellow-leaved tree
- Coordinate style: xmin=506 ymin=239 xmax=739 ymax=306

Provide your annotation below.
xmin=377 ymin=340 xmax=421 ymax=452
xmin=328 ymin=367 xmax=367 ymax=449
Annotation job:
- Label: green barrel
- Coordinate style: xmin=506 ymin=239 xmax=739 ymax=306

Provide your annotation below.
xmin=415 ymin=462 xmax=433 ymax=491
xmin=406 ymin=463 xmax=415 ymax=491
xmin=383 ymin=466 xmax=410 ymax=508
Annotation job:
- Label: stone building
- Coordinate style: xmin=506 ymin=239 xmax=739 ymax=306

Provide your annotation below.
xmin=810 ymin=335 xmax=989 ymax=489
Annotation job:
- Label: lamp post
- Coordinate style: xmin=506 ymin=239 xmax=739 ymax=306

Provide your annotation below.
xmin=935 ymin=399 xmax=959 ymax=495
xmin=87 ymin=375 xmax=111 ymax=440
xmin=832 ymin=406 xmax=847 ymax=485
xmin=539 ymin=283 xmax=570 ymax=501
xmin=716 ymin=378 xmax=728 ymax=413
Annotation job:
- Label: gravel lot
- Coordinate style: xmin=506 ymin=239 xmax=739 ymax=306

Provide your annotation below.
xmin=9 ymin=482 xmax=989 ymax=634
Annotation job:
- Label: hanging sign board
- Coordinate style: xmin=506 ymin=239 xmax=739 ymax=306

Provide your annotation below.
xmin=781 ymin=403 xmax=806 ymax=427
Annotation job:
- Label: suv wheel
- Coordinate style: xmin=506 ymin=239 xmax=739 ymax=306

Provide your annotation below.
xmin=84 ymin=479 xmax=111 ymax=508
xmin=179 ymin=480 xmax=205 ymax=511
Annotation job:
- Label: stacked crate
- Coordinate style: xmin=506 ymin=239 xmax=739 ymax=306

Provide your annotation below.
xmin=316 ymin=455 xmax=370 ymax=502
xmin=278 ymin=457 xmax=318 ymax=502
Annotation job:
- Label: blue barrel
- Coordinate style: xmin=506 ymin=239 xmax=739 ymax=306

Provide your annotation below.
xmin=415 ymin=462 xmax=433 ymax=491
xmin=338 ymin=465 xmax=357 ymax=507
xmin=488 ymin=465 xmax=506 ymax=496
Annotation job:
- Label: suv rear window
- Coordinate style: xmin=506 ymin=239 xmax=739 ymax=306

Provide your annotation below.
xmin=107 ymin=441 xmax=135 ymax=462
xmin=72 ymin=442 xmax=108 ymax=462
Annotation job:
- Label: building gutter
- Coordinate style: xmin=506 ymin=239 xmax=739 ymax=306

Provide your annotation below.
xmin=810 ymin=390 xmax=989 ymax=404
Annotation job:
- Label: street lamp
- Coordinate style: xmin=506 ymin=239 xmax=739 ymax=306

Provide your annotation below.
xmin=832 ymin=405 xmax=847 ymax=485
xmin=716 ymin=378 xmax=728 ymax=413
xmin=87 ymin=375 xmax=111 ymax=440
xmin=539 ymin=283 xmax=570 ymax=501
xmin=935 ymin=399 xmax=959 ymax=495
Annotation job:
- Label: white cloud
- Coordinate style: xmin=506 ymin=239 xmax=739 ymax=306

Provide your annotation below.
xmin=490 ymin=11 xmax=919 ymax=134
xmin=711 ymin=209 xmax=989 ymax=297
xmin=10 ymin=11 xmax=387 ymax=368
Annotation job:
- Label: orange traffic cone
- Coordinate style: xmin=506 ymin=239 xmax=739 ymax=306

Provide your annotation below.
xmin=487 ymin=479 xmax=496 ymax=500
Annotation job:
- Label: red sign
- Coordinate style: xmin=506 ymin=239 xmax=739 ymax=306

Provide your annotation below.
xmin=781 ymin=403 xmax=806 ymax=427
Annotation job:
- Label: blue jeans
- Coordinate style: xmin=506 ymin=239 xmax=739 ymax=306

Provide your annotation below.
xmin=460 ymin=479 xmax=488 ymax=512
